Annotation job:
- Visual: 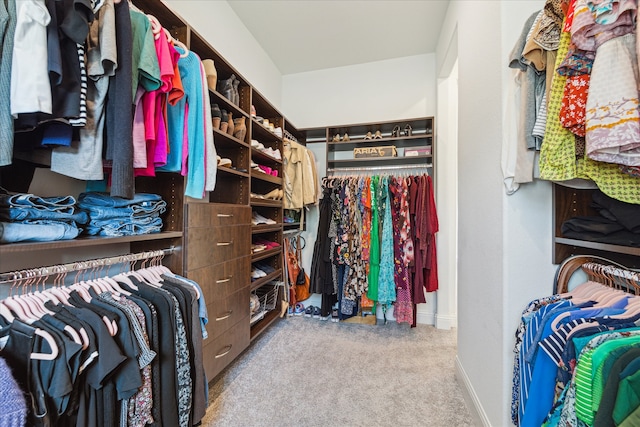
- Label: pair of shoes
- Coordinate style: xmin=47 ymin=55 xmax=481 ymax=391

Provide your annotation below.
xmin=404 ymin=124 xmax=413 ymax=136
xmin=262 ymin=147 xmax=281 ymax=160
xmin=217 ymin=74 xmax=240 ymax=105
xmin=304 ymin=305 xmax=321 ymax=318
xmin=274 ymin=127 xmax=283 ymax=138
xmin=216 ymin=155 xmax=232 ymax=167
xmin=254 ymin=262 xmax=275 ymax=274
xmin=233 ymin=117 xmax=247 ymax=140
xmin=332 ymin=133 xmax=349 ymax=142
xmin=258 ymin=165 xmax=278 ymax=176
xmin=252 ymin=212 xmax=276 ymax=225
xmin=263 ymin=119 xmax=276 ymax=133
xmin=331 ymin=308 xmax=339 ymax=322
xmin=211 ymin=104 xmax=222 ymax=129
xmin=364 ymin=131 xmax=381 ymax=140
xmin=262 ymin=188 xmax=283 ymax=200
xmin=254 ymin=239 xmax=280 ymax=249
xmin=251 ymin=267 xmax=266 ymax=279
xmin=251 ymin=139 xmax=264 ymax=150
xmin=293 ymin=303 xmax=305 ymax=316
xmin=392 ymin=125 xmax=401 ymax=138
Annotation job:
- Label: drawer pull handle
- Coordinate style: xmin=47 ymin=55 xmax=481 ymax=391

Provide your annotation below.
xmin=216 ymin=276 xmax=233 ymax=284
xmin=215 ymin=345 xmax=232 ymax=358
xmin=216 ymin=310 xmax=233 ymax=321
xmin=216 ymin=241 xmax=233 ymax=246
xmin=217 ymin=214 xmax=234 ymax=218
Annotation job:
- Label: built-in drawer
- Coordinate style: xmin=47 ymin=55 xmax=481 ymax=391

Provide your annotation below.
xmin=205 ymin=287 xmax=250 ymax=341
xmin=187 ymin=256 xmax=250 ymax=304
xmin=202 ymin=316 xmax=250 ymax=381
xmin=186 ymin=225 xmax=250 ymax=269
xmin=186 ymin=203 xmax=250 ymax=228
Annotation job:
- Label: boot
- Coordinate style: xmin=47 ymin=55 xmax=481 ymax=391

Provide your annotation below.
xmin=220 ymin=110 xmax=228 ymax=133
xmin=217 ymin=75 xmax=234 ymax=101
xmin=211 ymin=104 xmax=221 ymax=130
xmin=202 ymin=59 xmax=217 ymax=92
xmin=226 ymin=111 xmax=234 ymax=135
xmin=232 ymin=76 xmax=240 ymax=105
xmin=233 ymin=117 xmax=246 ymax=141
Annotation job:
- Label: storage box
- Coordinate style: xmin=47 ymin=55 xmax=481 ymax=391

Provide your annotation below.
xmin=404 ymin=146 xmax=432 ymax=157
xmin=353 ymin=145 xmax=397 ymax=158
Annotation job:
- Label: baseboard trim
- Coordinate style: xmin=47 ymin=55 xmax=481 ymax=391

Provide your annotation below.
xmin=455 ymin=356 xmax=491 ymax=427
xmin=435 ymin=313 xmax=457 ymax=329
xmin=416 ymin=310 xmax=435 ymax=325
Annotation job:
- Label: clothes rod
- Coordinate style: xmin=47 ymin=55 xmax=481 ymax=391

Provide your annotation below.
xmin=0 ymin=247 xmax=177 ymax=285
xmin=327 ymin=163 xmax=433 ymax=173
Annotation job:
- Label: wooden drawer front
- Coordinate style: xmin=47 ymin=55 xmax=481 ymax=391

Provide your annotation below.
xmin=205 ymin=287 xmax=250 ymax=341
xmin=187 ymin=256 xmax=250 ymax=304
xmin=186 ymin=203 xmax=250 ymax=228
xmin=202 ymin=317 xmax=250 ymax=381
xmin=186 ymin=225 xmax=249 ymax=270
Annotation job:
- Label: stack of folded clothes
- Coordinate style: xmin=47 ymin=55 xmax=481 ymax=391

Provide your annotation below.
xmin=77 ymin=192 xmax=166 ymax=237
xmin=0 ymin=188 xmax=87 ymax=243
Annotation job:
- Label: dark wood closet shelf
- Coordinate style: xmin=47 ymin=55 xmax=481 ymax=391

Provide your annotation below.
xmin=217 ymin=166 xmax=250 ymax=179
xmin=250 ymin=198 xmax=282 ymax=207
xmin=555 ymin=238 xmax=640 ymax=257
xmin=251 ymin=148 xmax=282 ymax=165
xmin=251 ymin=247 xmax=282 ymax=262
xmin=251 ymin=171 xmax=283 ymax=184
xmin=0 ymin=231 xmax=183 ymax=254
xmin=209 ymin=89 xmax=250 ymax=119
xmin=251 ymin=118 xmax=283 ymax=143
xmin=213 ymin=127 xmax=250 ymax=149
xmin=251 ymin=224 xmax=282 ymax=234
xmin=250 ymin=308 xmax=281 ymax=341
xmin=283 ymin=222 xmax=301 ymax=228
xmin=250 ymin=269 xmax=283 ymax=292
xmin=327 ymin=134 xmax=432 ymax=147
xmin=327 ymin=155 xmax=432 ymax=168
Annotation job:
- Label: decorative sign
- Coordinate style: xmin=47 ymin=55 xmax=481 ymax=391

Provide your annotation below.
xmin=404 ymin=146 xmax=432 ymax=157
xmin=353 ymin=146 xmax=397 ymax=158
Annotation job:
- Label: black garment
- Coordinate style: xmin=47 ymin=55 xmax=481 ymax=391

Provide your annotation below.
xmin=121 ymin=277 xmax=180 ymax=427
xmin=592 ymin=190 xmax=640 ymax=233
xmin=310 ymin=186 xmax=338 ymax=318
xmin=561 ymin=216 xmax=640 ymax=247
xmin=105 ymin=0 xmax=134 ymax=198
xmin=162 ymin=275 xmax=207 ymax=424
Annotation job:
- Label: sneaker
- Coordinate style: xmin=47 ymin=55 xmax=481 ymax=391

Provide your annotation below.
xmin=251 ymin=139 xmax=265 ymax=150
xmin=331 ymin=309 xmax=339 ymax=322
xmin=274 ymin=127 xmax=283 ymax=138
xmin=304 ymin=305 xmax=314 ymax=318
xmin=251 ymin=268 xmax=266 ymax=279
xmin=252 ymin=212 xmax=276 ymax=225
xmin=293 ymin=303 xmax=305 ymax=316
xmin=312 ymin=306 xmax=321 ymax=319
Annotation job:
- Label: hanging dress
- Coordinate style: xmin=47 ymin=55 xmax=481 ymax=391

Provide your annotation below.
xmin=367 ymin=176 xmax=380 ymax=303
xmin=377 ymin=176 xmax=396 ymax=307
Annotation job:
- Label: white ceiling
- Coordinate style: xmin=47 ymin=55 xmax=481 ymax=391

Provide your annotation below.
xmin=227 ymin=0 xmax=450 ymax=75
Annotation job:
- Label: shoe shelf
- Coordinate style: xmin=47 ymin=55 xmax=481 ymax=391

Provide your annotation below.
xmin=250 ymin=198 xmax=282 ymax=207
xmin=210 ymin=88 xmax=251 ymax=121
xmin=327 ymin=155 xmax=433 ymax=169
xmin=283 ymin=222 xmax=302 ymax=229
xmin=216 ymin=166 xmax=250 ymax=179
xmin=251 ymin=171 xmax=283 ymax=185
xmin=327 ymin=134 xmax=431 ymax=148
xmin=251 ymin=247 xmax=282 ymax=262
xmin=251 ymin=118 xmax=283 ymax=144
xmin=327 ymin=117 xmax=433 ymax=142
xmin=251 ymin=147 xmax=282 ymax=165
xmin=213 ymin=128 xmax=250 ymax=149
xmin=250 ymin=269 xmax=283 ymax=292
xmin=251 ymin=224 xmax=282 ymax=234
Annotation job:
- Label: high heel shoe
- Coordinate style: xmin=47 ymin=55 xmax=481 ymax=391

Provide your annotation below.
xmin=332 ymin=134 xmax=340 ymax=142
xmin=233 ymin=117 xmax=247 ymax=140
xmin=220 ymin=110 xmax=229 ymax=133
xmin=342 ymin=133 xmax=350 ymax=141
xmin=392 ymin=125 xmax=401 ymax=138
xmin=404 ymin=124 xmax=413 ymax=137
xmin=211 ymin=104 xmax=221 ymax=130
xmin=364 ymin=132 xmax=372 ymax=140
xmin=373 ymin=130 xmax=382 ymax=139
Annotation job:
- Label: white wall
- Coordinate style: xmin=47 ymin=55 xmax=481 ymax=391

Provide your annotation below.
xmin=436 ymin=1 xmax=556 ymax=425
xmin=166 ymin=0 xmax=283 ymax=108
xmin=282 ymin=54 xmax=436 ymax=128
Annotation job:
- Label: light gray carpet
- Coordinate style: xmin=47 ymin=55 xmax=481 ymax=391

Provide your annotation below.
xmin=202 ymin=317 xmax=476 ymax=427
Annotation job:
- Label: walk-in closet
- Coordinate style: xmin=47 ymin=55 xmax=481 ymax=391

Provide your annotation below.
xmin=2 ymin=0 xmax=639 ymax=426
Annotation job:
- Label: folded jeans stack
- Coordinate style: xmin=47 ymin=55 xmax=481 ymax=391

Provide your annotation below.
xmin=0 ymin=191 xmax=87 ymax=243
xmin=77 ymin=192 xmax=166 ymax=237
